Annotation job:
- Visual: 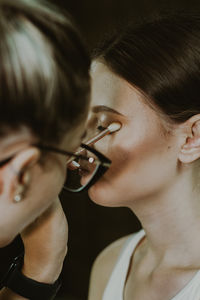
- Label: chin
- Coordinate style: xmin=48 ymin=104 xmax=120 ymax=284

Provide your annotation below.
xmin=0 ymin=234 xmax=15 ymax=248
xmin=88 ymin=182 xmax=123 ymax=208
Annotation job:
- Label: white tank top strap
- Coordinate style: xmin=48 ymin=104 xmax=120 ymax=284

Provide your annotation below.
xmin=102 ymin=229 xmax=145 ymax=300
xmin=102 ymin=229 xmax=200 ymax=300
xmin=171 ymin=269 xmax=200 ymax=300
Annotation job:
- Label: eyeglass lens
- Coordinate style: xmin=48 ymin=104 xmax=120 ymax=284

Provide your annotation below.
xmin=64 ymin=148 xmax=99 ymax=191
xmin=64 ymin=122 xmax=121 ymax=192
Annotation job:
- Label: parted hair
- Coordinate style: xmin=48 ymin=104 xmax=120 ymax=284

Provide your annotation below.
xmin=0 ymin=0 xmax=90 ymax=143
xmin=93 ymin=12 xmax=200 ymax=123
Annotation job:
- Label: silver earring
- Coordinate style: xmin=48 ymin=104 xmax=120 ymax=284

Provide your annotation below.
xmin=14 ymin=194 xmax=22 ymax=202
xmin=13 ymin=184 xmax=25 ymax=203
xmin=13 ymin=171 xmax=30 ymax=203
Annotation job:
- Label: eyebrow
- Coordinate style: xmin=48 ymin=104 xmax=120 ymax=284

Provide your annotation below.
xmin=92 ymin=105 xmax=124 ymax=116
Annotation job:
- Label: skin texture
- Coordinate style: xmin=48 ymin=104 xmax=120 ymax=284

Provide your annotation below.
xmin=88 ymin=61 xmax=200 ymax=300
xmin=88 ymin=61 xmax=182 ymax=207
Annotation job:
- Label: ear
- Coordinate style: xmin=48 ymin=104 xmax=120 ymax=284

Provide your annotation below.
xmin=0 ymin=147 xmax=40 ymax=202
xmin=179 ymin=115 xmax=200 ymax=163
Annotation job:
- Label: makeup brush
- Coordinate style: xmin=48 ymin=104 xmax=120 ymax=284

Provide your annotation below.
xmin=67 ymin=122 xmax=121 ymax=167
xmin=84 ymin=122 xmax=122 ymax=146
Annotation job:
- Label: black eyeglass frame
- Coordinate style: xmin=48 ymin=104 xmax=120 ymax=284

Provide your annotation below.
xmin=0 ymin=143 xmax=111 ymax=193
xmin=36 ymin=143 xmax=111 ymax=193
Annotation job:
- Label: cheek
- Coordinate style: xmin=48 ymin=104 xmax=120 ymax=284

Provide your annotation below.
xmin=97 ymin=124 xmax=161 ymax=180
xmin=0 ymin=162 xmax=66 ymax=246
xmin=22 ymin=165 xmax=66 ymax=228
xmin=104 ymin=144 xmax=133 ymax=178
xmin=89 ymin=129 xmax=177 ymax=206
xmin=32 ymin=162 xmax=66 ymax=207
xmin=22 ymin=166 xmax=65 ymax=230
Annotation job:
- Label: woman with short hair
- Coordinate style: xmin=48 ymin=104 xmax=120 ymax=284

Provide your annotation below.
xmin=0 ymin=0 xmax=92 ymax=299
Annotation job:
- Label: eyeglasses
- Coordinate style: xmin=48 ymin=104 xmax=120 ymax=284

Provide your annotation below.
xmin=36 ymin=143 xmax=111 ymax=193
xmin=61 ymin=122 xmax=121 ymax=192
xmin=0 ymin=122 xmax=121 ymax=193
xmin=0 ymin=142 xmax=111 ymax=194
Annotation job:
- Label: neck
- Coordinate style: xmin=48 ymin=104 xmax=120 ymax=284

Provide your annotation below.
xmin=130 ymin=172 xmax=200 ymax=268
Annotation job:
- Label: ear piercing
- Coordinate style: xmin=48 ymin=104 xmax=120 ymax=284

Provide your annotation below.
xmin=14 ymin=194 xmax=22 ymax=202
xmin=13 ymin=172 xmax=30 ymax=203
xmin=13 ymin=183 xmax=25 ymax=202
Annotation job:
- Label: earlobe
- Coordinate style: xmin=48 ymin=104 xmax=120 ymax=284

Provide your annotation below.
xmin=13 ymin=171 xmax=31 ymax=202
xmin=6 ymin=147 xmax=40 ymax=203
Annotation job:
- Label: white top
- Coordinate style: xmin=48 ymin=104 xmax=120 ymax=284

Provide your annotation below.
xmin=102 ymin=230 xmax=200 ymax=300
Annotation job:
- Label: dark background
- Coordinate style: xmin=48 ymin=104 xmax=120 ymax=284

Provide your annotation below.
xmin=1 ymin=1 xmax=200 ymax=300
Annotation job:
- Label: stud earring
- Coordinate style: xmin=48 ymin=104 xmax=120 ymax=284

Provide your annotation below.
xmin=13 ymin=170 xmax=30 ymax=203
xmin=14 ymin=194 xmax=22 ymax=202
xmin=13 ymin=184 xmax=25 ymax=203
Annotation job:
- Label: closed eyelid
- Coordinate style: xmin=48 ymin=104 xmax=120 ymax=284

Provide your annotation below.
xmin=97 ymin=125 xmax=107 ymax=131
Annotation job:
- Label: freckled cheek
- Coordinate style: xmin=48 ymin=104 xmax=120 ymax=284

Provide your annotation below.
xmin=102 ymin=141 xmax=139 ymax=178
xmin=103 ymin=132 xmax=161 ymax=178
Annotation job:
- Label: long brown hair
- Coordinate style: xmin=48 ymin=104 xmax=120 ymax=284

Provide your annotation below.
xmin=93 ymin=12 xmax=200 ymax=123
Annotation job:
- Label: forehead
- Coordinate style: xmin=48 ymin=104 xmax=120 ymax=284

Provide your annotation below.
xmin=90 ymin=61 xmax=152 ymax=118
xmin=91 ymin=61 xmax=125 ymax=108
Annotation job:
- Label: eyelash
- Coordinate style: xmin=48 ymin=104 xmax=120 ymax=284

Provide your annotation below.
xmin=97 ymin=125 xmax=107 ymax=131
xmin=97 ymin=124 xmax=117 ymax=136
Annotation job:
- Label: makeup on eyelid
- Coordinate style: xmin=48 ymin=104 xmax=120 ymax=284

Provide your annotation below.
xmin=68 ymin=122 xmax=122 ymax=168
xmin=84 ymin=122 xmax=121 ymax=146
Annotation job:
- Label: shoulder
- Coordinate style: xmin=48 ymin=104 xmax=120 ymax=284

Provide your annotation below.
xmin=88 ymin=234 xmax=132 ymax=300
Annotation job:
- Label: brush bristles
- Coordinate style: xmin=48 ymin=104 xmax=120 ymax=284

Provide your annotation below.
xmin=108 ymin=122 xmax=121 ymax=133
